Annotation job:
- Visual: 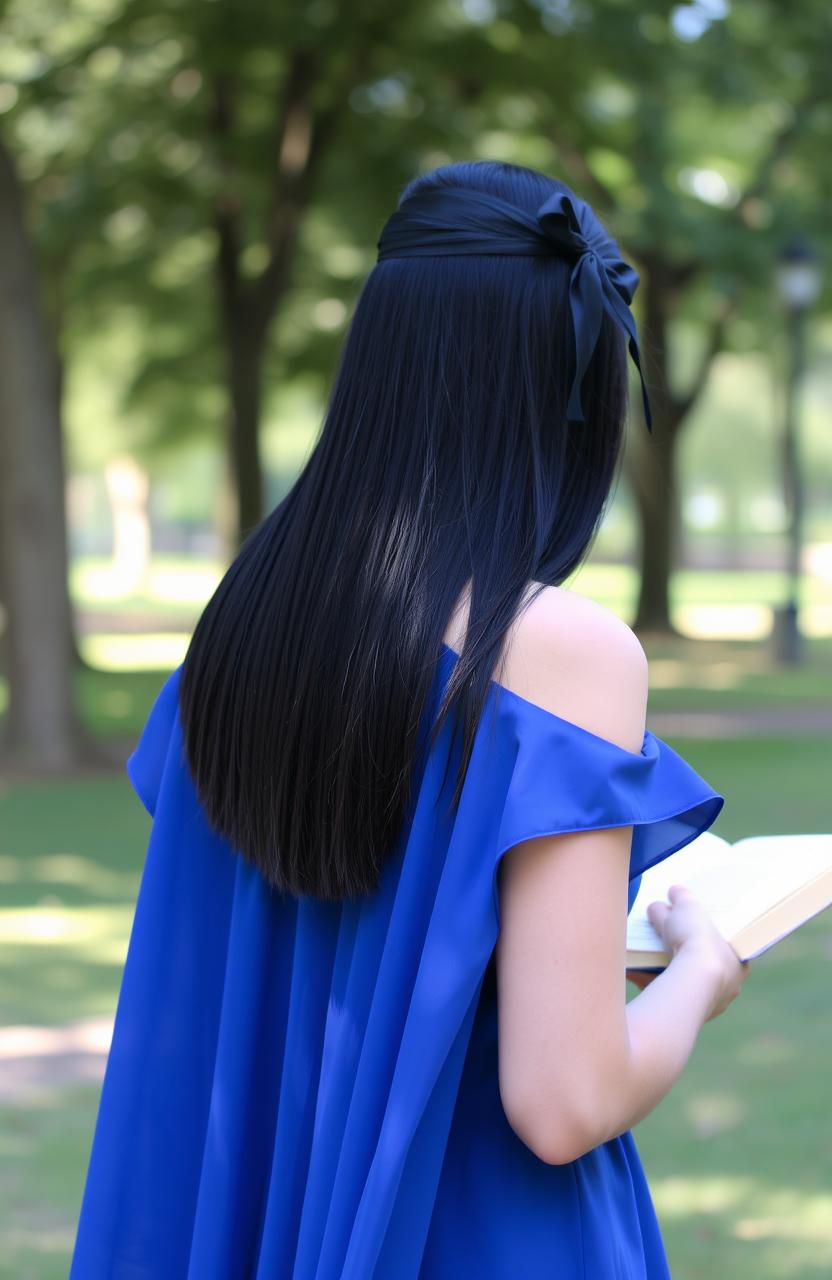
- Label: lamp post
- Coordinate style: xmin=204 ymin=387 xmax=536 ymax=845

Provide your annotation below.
xmin=772 ymin=235 xmax=821 ymax=665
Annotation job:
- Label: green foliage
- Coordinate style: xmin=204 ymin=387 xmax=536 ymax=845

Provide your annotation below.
xmin=1 ymin=0 xmax=830 ymax=474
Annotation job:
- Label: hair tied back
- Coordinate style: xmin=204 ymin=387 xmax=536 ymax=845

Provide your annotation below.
xmin=378 ymin=183 xmax=653 ymax=432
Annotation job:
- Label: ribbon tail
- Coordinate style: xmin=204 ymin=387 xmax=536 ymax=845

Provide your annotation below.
xmin=601 ymin=279 xmax=653 ymax=433
xmin=567 ymin=258 xmax=605 ymax=424
xmin=628 ymin=335 xmax=653 ymax=433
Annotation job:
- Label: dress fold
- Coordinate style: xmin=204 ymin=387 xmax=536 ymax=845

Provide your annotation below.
xmin=70 ymin=642 xmax=725 ymax=1279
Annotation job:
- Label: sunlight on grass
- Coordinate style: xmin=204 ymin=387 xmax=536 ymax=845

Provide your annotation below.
xmin=684 ymin=1091 xmax=747 ymax=1137
xmin=72 ymin=560 xmax=143 ymax=604
xmin=70 ymin=555 xmax=222 ymax=606
xmin=674 ymin=602 xmax=773 ymax=639
xmin=673 ymin=601 xmax=832 ymax=640
xmin=649 ymin=658 xmax=750 ymax=691
xmin=0 ymin=854 xmax=136 ymax=899
xmin=653 ymin=1175 xmax=832 ymax=1243
xmin=79 ymin=632 xmax=190 ymax=670
xmin=804 ymin=604 xmax=832 ymax=636
xmin=569 ymin=560 xmax=832 ymax=630
xmin=0 ymin=906 xmax=136 ymax=1024
xmin=65 ymin=554 xmax=832 ymax=644
xmin=732 ymin=1198 xmax=832 ymax=1244
xmin=652 ymin=1173 xmax=756 ymax=1216
xmin=0 ymin=905 xmax=133 ymax=947
xmin=146 ymin=559 xmax=222 ymax=603
xmin=0 ymin=1018 xmax=112 ymax=1062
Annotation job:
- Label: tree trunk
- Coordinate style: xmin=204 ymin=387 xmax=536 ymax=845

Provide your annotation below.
xmin=628 ymin=263 xmax=684 ymax=636
xmin=210 ymin=51 xmax=341 ymax=544
xmin=629 ymin=425 xmax=681 ymax=635
xmin=0 ymin=553 xmax=8 ymax=692
xmin=0 ymin=136 xmax=87 ymax=769
xmin=227 ymin=330 xmax=265 ymax=540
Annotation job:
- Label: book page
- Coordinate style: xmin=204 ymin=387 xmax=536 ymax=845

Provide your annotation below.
xmin=627 ymin=832 xmax=832 ymax=953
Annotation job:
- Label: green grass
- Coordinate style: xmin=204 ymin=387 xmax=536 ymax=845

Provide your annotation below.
xmin=1 ymin=1084 xmax=103 ymax=1280
xmin=0 ymin=774 xmax=150 ymax=1280
xmin=570 ymin=560 xmax=832 ymax=615
xmin=0 ymin=777 xmax=148 ymax=1026
xmin=76 ymin=667 xmax=171 ymax=740
xmin=625 ymin=738 xmax=832 ymax=1278
xmin=636 ymin=905 xmax=832 ymax=1280
xmin=69 ymin=555 xmax=222 ymax=616
xmin=644 ymin=634 xmax=832 ymax=711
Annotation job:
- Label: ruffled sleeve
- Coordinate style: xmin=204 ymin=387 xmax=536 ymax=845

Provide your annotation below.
xmin=125 ymin=666 xmax=183 ymax=817
xmin=489 ymin=684 xmax=725 ymax=927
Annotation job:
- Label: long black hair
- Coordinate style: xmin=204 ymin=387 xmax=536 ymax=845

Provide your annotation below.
xmin=179 ymin=159 xmax=631 ymax=901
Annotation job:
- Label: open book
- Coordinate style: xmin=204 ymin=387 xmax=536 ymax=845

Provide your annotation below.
xmin=626 ymin=831 xmax=832 ymax=970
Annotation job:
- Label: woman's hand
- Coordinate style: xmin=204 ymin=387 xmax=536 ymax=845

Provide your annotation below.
xmin=646 ymin=883 xmax=752 ymax=1021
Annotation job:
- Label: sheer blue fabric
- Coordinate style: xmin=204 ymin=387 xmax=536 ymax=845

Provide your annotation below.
xmin=70 ymin=642 xmax=724 ymax=1279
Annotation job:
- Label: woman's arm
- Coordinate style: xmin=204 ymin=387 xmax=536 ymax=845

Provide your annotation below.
xmin=613 ymin=939 xmax=725 ymax=1135
xmin=494 ymin=591 xmax=745 ymax=1165
xmin=497 ymin=825 xmax=725 ymax=1164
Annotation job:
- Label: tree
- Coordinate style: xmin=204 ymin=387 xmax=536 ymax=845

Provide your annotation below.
xmin=514 ymin=0 xmax=832 ymax=631
xmin=0 ymin=134 xmax=87 ymax=767
xmin=2 ymin=0 xmax=830 ymax=656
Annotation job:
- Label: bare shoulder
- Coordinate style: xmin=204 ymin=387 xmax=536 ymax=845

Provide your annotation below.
xmin=499 ymin=584 xmax=649 ymax=753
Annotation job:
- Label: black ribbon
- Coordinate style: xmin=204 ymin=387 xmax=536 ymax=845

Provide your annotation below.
xmin=377 ymin=185 xmax=653 ymax=432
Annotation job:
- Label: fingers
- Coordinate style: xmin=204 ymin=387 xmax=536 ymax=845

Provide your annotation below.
xmin=647 ymin=883 xmax=692 ymax=919
xmin=649 ymin=884 xmax=690 ymax=909
xmin=646 ymin=900 xmax=668 ymax=928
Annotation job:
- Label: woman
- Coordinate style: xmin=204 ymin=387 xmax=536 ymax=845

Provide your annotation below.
xmin=70 ymin=159 xmax=750 ymax=1278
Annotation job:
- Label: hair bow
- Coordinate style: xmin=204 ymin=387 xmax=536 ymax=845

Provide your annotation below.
xmin=376 ymin=184 xmax=653 ymax=431
xmin=535 ymin=191 xmax=651 ymax=430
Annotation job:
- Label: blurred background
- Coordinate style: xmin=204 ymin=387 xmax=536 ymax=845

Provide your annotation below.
xmin=0 ymin=0 xmax=830 ymax=1276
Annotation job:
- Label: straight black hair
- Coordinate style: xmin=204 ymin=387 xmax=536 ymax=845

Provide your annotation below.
xmin=179 ymin=159 xmax=631 ymax=901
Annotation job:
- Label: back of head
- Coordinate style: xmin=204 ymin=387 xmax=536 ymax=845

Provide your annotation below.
xmin=180 ymin=159 xmax=640 ymax=900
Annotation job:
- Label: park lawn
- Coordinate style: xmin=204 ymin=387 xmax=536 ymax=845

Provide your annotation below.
xmin=636 ymin=910 xmax=832 ymax=1280
xmin=629 ymin=736 xmax=832 ymax=1280
xmin=2 ymin=560 xmax=831 ymax=728
xmin=76 ymin=666 xmax=173 ymax=741
xmin=644 ymin=633 xmax=832 ymax=712
xmin=1 ymin=1083 xmax=100 ymax=1280
xmin=68 ymin=554 xmax=832 ymax=621
xmin=71 ymin=632 xmax=832 ymax=721
xmin=1 ymin=734 xmax=832 ymax=1277
xmin=1 ymin=629 xmax=831 ymax=749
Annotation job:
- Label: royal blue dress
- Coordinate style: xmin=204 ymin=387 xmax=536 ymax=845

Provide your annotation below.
xmin=70 ymin=642 xmax=724 ymax=1279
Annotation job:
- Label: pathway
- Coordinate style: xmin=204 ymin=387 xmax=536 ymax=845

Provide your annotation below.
xmin=0 ymin=1017 xmax=113 ymax=1102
